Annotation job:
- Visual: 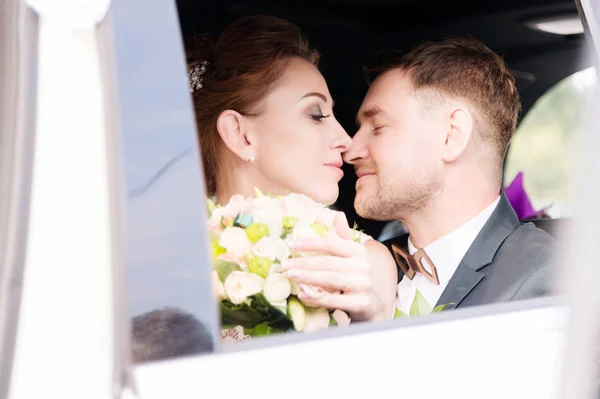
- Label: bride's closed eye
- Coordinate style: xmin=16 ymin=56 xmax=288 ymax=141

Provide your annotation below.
xmin=308 ymin=105 xmax=331 ymax=123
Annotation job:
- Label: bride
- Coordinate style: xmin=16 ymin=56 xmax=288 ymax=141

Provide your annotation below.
xmin=187 ymin=15 xmax=398 ymax=331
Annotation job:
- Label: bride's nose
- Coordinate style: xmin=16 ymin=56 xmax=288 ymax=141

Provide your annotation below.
xmin=330 ymin=120 xmax=352 ymax=152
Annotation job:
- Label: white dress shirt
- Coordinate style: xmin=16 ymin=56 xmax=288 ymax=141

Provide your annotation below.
xmin=395 ymin=196 xmax=501 ymax=315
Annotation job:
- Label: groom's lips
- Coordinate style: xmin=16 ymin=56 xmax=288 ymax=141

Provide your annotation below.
xmin=356 ymin=171 xmax=375 ymax=178
xmin=355 ymin=171 xmax=375 ymax=186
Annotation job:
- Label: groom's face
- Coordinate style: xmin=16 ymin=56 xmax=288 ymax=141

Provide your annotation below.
xmin=344 ymin=69 xmax=444 ymax=221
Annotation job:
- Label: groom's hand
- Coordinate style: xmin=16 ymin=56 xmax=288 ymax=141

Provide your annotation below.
xmin=281 ymin=213 xmax=388 ymax=322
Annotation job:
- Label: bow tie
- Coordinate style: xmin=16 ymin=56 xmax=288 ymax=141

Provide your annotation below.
xmin=391 ymin=244 xmax=440 ymax=285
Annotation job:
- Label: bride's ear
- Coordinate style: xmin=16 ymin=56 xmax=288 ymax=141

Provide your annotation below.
xmin=216 ymin=110 xmax=254 ymax=161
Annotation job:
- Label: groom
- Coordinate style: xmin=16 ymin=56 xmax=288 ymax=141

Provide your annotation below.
xmin=344 ymin=37 xmax=555 ymax=313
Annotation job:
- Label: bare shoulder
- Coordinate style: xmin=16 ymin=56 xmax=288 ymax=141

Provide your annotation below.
xmin=363 ymin=238 xmax=388 ymax=253
xmin=363 ymin=238 xmax=396 ymax=265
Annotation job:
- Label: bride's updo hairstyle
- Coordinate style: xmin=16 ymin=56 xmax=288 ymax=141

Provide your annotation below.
xmin=186 ymin=15 xmax=320 ymax=196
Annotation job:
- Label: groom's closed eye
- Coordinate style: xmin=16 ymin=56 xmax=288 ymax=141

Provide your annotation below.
xmin=356 ymin=106 xmax=385 ymax=128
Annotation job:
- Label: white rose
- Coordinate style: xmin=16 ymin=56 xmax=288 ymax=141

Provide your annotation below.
xmin=212 ymin=270 xmax=227 ymax=301
xmin=292 ymin=221 xmax=320 ymax=239
xmin=263 ymin=274 xmax=292 ymax=303
xmin=287 ymin=222 xmax=325 ymax=257
xmin=252 ymin=208 xmax=284 ymax=238
xmin=224 ymin=271 xmax=264 ymax=305
xmin=315 ymin=207 xmax=338 ymax=230
xmin=280 ymin=193 xmax=319 ymax=222
xmin=304 ymin=307 xmax=331 ymax=332
xmin=219 ymin=227 xmax=252 ymax=257
xmin=253 ymin=236 xmax=291 ymax=261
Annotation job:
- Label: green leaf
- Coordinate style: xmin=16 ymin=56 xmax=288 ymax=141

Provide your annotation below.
xmin=254 ymin=187 xmax=265 ymax=198
xmin=280 ymin=228 xmax=292 ymax=240
xmin=219 ymin=294 xmax=293 ymax=330
xmin=220 ymin=301 xmax=266 ymax=328
xmin=329 ymin=313 xmax=338 ymax=326
xmin=220 ymin=216 xmax=233 ymax=229
xmin=215 ymin=260 xmax=240 ymax=283
xmin=431 ymin=303 xmax=454 ymax=313
xmin=250 ymin=322 xmax=284 ymax=337
xmin=210 ymin=240 xmax=227 ymax=263
xmin=409 ymin=289 xmax=432 ymax=316
xmin=351 ymin=222 xmax=364 ymax=243
xmin=394 ymin=308 xmax=409 ymax=318
xmin=206 ymin=198 xmax=216 ymax=216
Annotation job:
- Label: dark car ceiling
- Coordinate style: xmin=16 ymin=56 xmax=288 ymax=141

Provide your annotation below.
xmin=177 ymin=0 xmax=594 ymax=237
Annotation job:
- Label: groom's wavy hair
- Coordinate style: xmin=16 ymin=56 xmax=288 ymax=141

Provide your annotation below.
xmin=364 ymin=36 xmax=521 ymax=180
xmin=185 ymin=15 xmax=320 ymax=196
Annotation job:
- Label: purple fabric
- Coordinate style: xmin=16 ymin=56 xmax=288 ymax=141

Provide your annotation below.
xmin=504 ymin=172 xmax=548 ymax=220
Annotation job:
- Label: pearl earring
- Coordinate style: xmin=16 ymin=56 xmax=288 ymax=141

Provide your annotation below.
xmin=246 ymin=154 xmax=255 ymax=164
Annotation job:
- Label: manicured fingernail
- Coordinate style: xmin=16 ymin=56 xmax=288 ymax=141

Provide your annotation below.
xmin=285 ymin=269 xmax=300 ymax=279
xmin=299 ymin=290 xmax=323 ymax=299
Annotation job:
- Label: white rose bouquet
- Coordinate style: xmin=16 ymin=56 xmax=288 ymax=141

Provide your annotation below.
xmin=207 ymin=189 xmax=362 ymax=337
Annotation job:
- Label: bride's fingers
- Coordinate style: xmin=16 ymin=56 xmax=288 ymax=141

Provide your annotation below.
xmin=332 ymin=211 xmax=353 ymax=241
xmin=299 ymin=291 xmax=371 ymax=315
xmin=285 ymin=269 xmax=371 ymax=292
xmin=291 ymin=235 xmax=367 ymax=258
xmin=281 ymin=255 xmax=369 ymax=273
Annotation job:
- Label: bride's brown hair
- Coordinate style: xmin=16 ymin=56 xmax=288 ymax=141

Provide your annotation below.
xmin=186 ymin=15 xmax=320 ymax=196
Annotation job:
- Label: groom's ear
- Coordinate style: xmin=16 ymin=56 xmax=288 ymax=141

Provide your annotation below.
xmin=216 ymin=109 xmax=253 ymax=161
xmin=441 ymin=105 xmax=473 ymax=163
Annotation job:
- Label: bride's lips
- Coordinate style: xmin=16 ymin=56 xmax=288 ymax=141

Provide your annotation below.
xmin=324 ymin=161 xmax=344 ymax=177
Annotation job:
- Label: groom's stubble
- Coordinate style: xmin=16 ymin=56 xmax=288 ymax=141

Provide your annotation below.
xmin=354 ymin=162 xmax=443 ymax=223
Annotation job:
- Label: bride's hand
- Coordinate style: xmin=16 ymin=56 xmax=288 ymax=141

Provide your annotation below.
xmin=281 ymin=213 xmax=397 ymax=322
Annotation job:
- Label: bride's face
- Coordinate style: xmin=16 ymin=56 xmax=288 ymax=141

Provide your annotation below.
xmin=247 ymin=58 xmax=351 ymax=205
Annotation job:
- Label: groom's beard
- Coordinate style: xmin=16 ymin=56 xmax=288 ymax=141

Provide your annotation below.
xmin=354 ymin=167 xmax=442 ymax=222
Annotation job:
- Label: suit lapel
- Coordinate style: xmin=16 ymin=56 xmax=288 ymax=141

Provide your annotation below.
xmin=435 ymin=263 xmax=485 ymax=309
xmin=435 ymin=192 xmax=521 ymax=309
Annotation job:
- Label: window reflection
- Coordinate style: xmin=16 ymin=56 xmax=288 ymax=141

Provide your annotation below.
xmin=111 ymin=0 xmax=220 ymax=363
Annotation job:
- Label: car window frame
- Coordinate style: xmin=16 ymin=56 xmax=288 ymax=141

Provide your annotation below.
xmin=108 ymin=2 xmax=598 ymax=397
xmin=0 ymin=2 xmax=38 ymax=398
xmin=117 ymin=0 xmax=568 ymax=362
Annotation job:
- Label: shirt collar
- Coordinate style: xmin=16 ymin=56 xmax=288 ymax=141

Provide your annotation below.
xmin=408 ymin=196 xmax=501 ymax=285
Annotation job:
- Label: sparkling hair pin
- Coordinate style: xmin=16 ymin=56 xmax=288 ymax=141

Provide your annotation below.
xmin=189 ymin=60 xmax=209 ymax=92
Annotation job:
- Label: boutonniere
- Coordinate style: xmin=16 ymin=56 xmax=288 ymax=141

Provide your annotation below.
xmin=394 ymin=288 xmax=454 ymax=318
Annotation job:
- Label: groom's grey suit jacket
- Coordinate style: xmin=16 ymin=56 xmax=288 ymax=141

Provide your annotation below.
xmin=382 ymin=193 xmax=556 ymax=309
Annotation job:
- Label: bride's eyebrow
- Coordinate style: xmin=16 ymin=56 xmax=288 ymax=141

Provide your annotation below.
xmin=298 ymin=92 xmax=333 ymax=106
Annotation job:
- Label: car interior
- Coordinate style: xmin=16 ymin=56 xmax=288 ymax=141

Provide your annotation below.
xmin=175 ymin=0 xmax=589 ymax=239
